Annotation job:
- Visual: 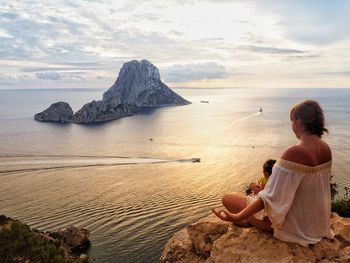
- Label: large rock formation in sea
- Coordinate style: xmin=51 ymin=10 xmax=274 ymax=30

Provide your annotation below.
xmin=103 ymin=59 xmax=189 ymax=107
xmin=73 ymin=59 xmax=190 ymax=123
xmin=34 ymin=101 xmax=73 ymax=123
xmin=34 ymin=60 xmax=190 ymax=124
xmin=72 ymin=99 xmax=135 ymax=124
xmin=160 ymin=213 xmax=350 ymax=263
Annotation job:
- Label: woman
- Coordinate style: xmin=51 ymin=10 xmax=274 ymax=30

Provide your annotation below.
xmin=212 ymin=100 xmax=334 ymax=246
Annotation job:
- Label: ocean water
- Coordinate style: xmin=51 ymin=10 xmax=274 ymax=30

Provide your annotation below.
xmin=0 ymin=87 xmax=349 ymax=262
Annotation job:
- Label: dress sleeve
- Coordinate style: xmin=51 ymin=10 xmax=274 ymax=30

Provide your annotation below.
xmin=258 ymin=166 xmax=303 ymax=230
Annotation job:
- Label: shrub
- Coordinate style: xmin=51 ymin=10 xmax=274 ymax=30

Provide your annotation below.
xmin=331 ymin=183 xmax=350 ymax=218
xmin=0 ymin=218 xmax=90 ymax=263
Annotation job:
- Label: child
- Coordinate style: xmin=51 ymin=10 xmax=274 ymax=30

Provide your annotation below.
xmin=246 ymin=159 xmax=276 ymax=220
xmin=248 ymin=159 xmax=276 ymax=195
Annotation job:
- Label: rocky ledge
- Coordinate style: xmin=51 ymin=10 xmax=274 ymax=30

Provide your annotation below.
xmin=35 ymin=60 xmax=190 ymax=124
xmin=160 ymin=213 xmax=350 ymax=263
xmin=0 ymin=215 xmax=91 ymax=262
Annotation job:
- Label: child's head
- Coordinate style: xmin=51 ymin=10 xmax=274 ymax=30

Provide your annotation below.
xmin=263 ymin=159 xmax=276 ymax=177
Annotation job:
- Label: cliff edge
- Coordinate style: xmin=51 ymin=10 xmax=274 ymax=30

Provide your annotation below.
xmin=160 ymin=213 xmax=350 ymax=263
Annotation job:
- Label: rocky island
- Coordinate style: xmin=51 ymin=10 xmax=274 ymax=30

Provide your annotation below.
xmin=34 ymin=60 xmax=190 ymax=124
xmin=160 ymin=213 xmax=350 ymax=263
xmin=34 ymin=101 xmax=74 ymax=123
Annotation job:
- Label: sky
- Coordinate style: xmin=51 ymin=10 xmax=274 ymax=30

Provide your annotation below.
xmin=1 ymin=0 xmax=350 ymax=89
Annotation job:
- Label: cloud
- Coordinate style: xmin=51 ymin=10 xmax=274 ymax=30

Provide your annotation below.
xmin=200 ymin=0 xmax=350 ymax=45
xmin=162 ymin=62 xmax=226 ymax=83
xmin=0 ymin=73 xmax=30 ymax=84
xmin=20 ymin=61 xmax=119 ymax=73
xmin=250 ymin=0 xmax=350 ymax=45
xmin=0 ymin=0 xmax=349 ymax=88
xmin=315 ymin=71 xmax=350 ymax=76
xmin=36 ymin=72 xmax=84 ymax=82
xmin=0 ymin=1 xmax=211 ymax=67
xmin=0 ymin=12 xmax=19 ymax=20
xmin=239 ymin=45 xmax=306 ymax=54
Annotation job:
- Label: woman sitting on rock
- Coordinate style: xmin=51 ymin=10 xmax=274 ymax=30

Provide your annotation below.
xmin=212 ymin=100 xmax=334 ymax=246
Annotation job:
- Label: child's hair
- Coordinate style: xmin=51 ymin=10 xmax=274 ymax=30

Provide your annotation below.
xmin=263 ymin=159 xmax=277 ymax=175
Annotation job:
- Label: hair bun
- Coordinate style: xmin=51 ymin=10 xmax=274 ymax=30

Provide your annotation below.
xmin=290 ymin=100 xmax=328 ymax=138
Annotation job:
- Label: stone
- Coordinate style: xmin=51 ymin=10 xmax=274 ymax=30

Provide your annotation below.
xmin=186 ymin=214 xmax=229 ymax=257
xmin=103 ymin=59 xmax=190 ymax=107
xmin=72 ymin=100 xmax=135 ymax=124
xmin=34 ymin=101 xmax=73 ymax=123
xmin=310 ymin=238 xmax=341 ymax=261
xmin=49 ymin=226 xmax=90 ymax=251
xmin=71 ymin=59 xmax=190 ymax=124
xmin=160 ymin=213 xmax=350 ymax=263
xmin=159 ymin=229 xmax=202 ymax=263
xmin=208 ymin=226 xmax=316 ymax=263
xmin=330 ymin=212 xmax=350 ymax=242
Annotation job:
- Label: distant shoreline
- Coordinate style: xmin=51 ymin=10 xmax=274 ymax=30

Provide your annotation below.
xmin=1 ymin=87 xmax=350 ymax=91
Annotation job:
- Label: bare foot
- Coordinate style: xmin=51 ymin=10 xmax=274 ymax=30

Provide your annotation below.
xmin=211 ymin=208 xmax=233 ymax=222
xmin=211 ymin=208 xmax=251 ymax=227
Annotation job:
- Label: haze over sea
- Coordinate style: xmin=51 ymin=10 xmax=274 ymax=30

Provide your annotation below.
xmin=0 ymin=87 xmax=350 ymax=262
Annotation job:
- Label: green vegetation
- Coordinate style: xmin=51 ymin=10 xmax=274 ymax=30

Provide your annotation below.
xmin=0 ymin=217 xmax=90 ymax=263
xmin=331 ymin=182 xmax=350 ymax=218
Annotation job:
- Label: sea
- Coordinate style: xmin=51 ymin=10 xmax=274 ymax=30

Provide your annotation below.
xmin=0 ymin=87 xmax=349 ymax=263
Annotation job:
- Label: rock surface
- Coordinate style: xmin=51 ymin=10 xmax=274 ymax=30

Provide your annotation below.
xmin=48 ymin=226 xmax=90 ymax=252
xmin=103 ymin=60 xmax=190 ymax=107
xmin=159 ymin=229 xmax=201 ymax=263
xmin=72 ymin=100 xmax=135 ymax=124
xmin=73 ymin=59 xmax=190 ymax=123
xmin=160 ymin=213 xmax=350 ymax=263
xmin=187 ymin=216 xmax=229 ymax=257
xmin=34 ymin=101 xmax=73 ymax=123
xmin=35 ymin=60 xmax=190 ymax=124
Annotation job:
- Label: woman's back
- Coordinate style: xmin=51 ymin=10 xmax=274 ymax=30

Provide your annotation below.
xmin=281 ymin=135 xmax=332 ymax=167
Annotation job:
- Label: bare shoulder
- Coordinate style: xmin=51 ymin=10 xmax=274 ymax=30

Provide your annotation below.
xmin=281 ymin=145 xmax=310 ymax=164
xmin=281 ymin=140 xmax=332 ymax=166
xmin=319 ymin=140 xmax=332 ymax=160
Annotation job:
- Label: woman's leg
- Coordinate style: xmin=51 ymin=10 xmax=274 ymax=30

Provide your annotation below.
xmin=222 ymin=192 xmax=247 ymax=213
xmin=221 ymin=192 xmax=251 ymax=227
xmin=221 ymin=192 xmax=273 ymax=232
xmin=247 ymin=216 xmax=273 ymax=232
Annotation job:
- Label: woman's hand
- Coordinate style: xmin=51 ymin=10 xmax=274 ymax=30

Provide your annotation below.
xmin=211 ymin=208 xmax=239 ymax=222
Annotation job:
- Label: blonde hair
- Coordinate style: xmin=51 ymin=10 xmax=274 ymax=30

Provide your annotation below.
xmin=290 ymin=100 xmax=328 ymax=138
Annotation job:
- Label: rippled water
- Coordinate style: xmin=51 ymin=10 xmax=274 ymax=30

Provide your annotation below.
xmin=0 ymin=88 xmax=349 ymax=262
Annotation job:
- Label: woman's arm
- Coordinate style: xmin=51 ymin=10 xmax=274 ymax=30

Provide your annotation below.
xmin=212 ymin=198 xmax=264 ymax=222
xmin=235 ymin=198 xmax=264 ymax=221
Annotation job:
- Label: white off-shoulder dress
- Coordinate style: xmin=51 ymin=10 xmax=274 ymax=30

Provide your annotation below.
xmin=258 ymin=159 xmax=335 ymax=246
